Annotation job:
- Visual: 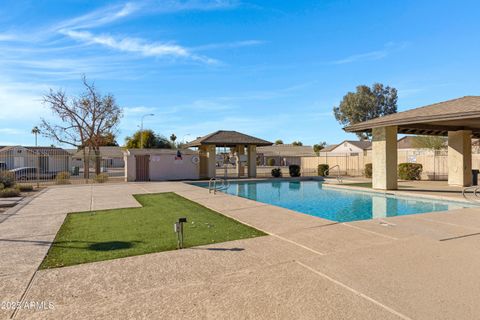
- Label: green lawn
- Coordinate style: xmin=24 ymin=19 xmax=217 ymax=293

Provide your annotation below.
xmin=41 ymin=193 xmax=266 ymax=269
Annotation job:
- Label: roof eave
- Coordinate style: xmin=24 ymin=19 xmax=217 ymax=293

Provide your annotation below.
xmin=344 ymin=112 xmax=480 ymax=133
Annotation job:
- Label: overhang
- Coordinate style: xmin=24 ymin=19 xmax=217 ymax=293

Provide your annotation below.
xmin=344 ymin=96 xmax=480 ymax=137
xmin=185 ymin=130 xmax=273 ymax=148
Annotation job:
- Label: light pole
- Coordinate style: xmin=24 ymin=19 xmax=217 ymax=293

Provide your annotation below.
xmin=182 ymin=134 xmax=191 ymax=146
xmin=140 ymin=114 xmax=154 ymax=149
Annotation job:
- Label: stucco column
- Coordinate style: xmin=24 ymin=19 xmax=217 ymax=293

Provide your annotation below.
xmin=199 ymin=145 xmax=216 ymax=178
xmin=247 ymin=145 xmax=257 ymax=178
xmin=448 ymin=130 xmax=472 ymax=187
xmin=372 ymin=126 xmax=398 ymax=190
xmin=235 ymin=145 xmax=245 ymax=177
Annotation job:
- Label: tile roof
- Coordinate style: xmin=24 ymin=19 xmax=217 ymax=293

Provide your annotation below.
xmin=345 ymin=96 xmax=480 ymax=136
xmin=185 ymin=130 xmax=272 ymax=147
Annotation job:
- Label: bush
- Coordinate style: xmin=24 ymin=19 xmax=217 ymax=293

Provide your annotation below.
xmin=398 ymin=163 xmax=423 ymax=180
xmin=364 ymin=163 xmax=372 ymax=178
xmin=271 ymin=168 xmax=282 ymax=178
xmin=17 ymin=184 xmax=34 ymax=192
xmin=0 ymin=188 xmax=20 ymax=198
xmin=0 ymin=171 xmax=15 ymax=188
xmin=95 ymin=173 xmax=109 ymax=183
xmin=267 ymin=158 xmax=276 ymax=166
xmin=317 ymin=164 xmax=329 ymax=177
xmin=56 ymin=171 xmax=71 ymax=185
xmin=0 ymin=183 xmax=4 ymax=190
xmin=289 ymin=164 xmax=301 ymax=177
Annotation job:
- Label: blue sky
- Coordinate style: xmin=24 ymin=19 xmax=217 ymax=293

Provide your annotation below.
xmin=1 ymin=0 xmax=480 ymax=147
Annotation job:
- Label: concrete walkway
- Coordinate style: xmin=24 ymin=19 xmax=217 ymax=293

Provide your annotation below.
xmin=2 ymin=182 xmax=480 ymax=319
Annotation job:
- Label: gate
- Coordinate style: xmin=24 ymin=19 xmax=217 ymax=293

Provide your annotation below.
xmin=135 ymin=155 xmax=150 ymax=181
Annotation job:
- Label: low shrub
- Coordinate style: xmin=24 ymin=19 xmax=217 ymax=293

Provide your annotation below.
xmin=364 ymin=163 xmax=373 ymax=178
xmin=289 ymin=164 xmax=301 ymax=177
xmin=317 ymin=164 xmax=329 ymax=177
xmin=398 ymin=163 xmax=423 ymax=180
xmin=0 ymin=183 xmax=4 ymax=190
xmin=0 ymin=171 xmax=15 ymax=188
xmin=95 ymin=173 xmax=109 ymax=183
xmin=0 ymin=188 xmax=20 ymax=198
xmin=271 ymin=168 xmax=282 ymax=178
xmin=17 ymin=184 xmax=34 ymax=192
xmin=56 ymin=171 xmax=71 ymax=185
xmin=267 ymin=158 xmax=276 ymax=166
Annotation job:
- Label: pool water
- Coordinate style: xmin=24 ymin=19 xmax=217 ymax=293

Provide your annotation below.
xmin=192 ymin=180 xmax=470 ymax=222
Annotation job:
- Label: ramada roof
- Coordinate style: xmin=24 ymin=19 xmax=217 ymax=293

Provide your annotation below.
xmin=185 ymin=130 xmax=272 ymax=147
xmin=345 ymin=96 xmax=480 ymax=137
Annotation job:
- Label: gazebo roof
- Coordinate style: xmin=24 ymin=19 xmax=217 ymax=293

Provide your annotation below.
xmin=185 ymin=130 xmax=273 ymax=147
xmin=345 ymin=96 xmax=480 ymax=137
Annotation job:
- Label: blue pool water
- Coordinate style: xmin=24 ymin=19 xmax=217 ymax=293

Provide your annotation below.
xmin=192 ymin=180 xmax=470 ymax=222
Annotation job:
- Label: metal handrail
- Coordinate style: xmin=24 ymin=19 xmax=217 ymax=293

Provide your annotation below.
xmin=208 ymin=177 xmax=230 ymax=194
xmin=324 ymin=165 xmax=343 ymax=183
xmin=462 ymin=185 xmax=480 ymax=202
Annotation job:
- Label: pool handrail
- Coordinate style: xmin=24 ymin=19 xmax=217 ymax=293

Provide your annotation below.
xmin=462 ymin=185 xmax=480 ymax=202
xmin=324 ymin=165 xmax=343 ymax=183
xmin=208 ymin=177 xmax=230 ymax=194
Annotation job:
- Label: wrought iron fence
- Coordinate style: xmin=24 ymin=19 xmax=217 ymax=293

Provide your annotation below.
xmin=0 ymin=146 xmax=125 ymax=185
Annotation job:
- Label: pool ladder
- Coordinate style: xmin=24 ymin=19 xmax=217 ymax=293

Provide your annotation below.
xmin=208 ymin=177 xmax=230 ymax=194
xmin=324 ymin=165 xmax=343 ymax=183
xmin=462 ymin=185 xmax=480 ymax=203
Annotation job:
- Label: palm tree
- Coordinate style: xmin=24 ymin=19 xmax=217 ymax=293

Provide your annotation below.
xmin=31 ymin=126 xmax=41 ymax=146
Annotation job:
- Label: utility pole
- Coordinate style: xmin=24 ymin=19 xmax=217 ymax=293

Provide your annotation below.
xmin=140 ymin=114 xmax=154 ymax=149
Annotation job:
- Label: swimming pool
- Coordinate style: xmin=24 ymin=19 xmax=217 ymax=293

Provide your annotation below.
xmin=192 ymin=180 xmax=471 ymax=222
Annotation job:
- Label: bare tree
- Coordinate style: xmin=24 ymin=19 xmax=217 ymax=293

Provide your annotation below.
xmin=41 ymin=76 xmax=123 ymax=178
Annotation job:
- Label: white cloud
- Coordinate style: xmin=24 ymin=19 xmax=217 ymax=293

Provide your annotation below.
xmin=123 ymin=106 xmax=157 ymax=115
xmin=144 ymin=0 xmax=241 ymax=14
xmin=60 ymin=29 xmax=218 ymax=64
xmin=331 ymin=42 xmax=408 ymax=65
xmin=55 ymin=2 xmax=140 ymax=30
xmin=332 ymin=50 xmax=388 ymax=65
xmin=0 ymin=33 xmax=15 ymax=41
xmin=0 ymin=128 xmax=24 ymax=135
xmin=0 ymin=81 xmax=49 ymax=121
xmin=54 ymin=1 xmax=240 ymax=31
xmin=192 ymin=40 xmax=264 ymax=51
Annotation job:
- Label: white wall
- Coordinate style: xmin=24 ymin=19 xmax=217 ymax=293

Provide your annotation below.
xmin=149 ymin=154 xmax=199 ymax=180
xmin=124 ymin=149 xmax=199 ymax=181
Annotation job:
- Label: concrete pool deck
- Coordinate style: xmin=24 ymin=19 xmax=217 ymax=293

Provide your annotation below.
xmin=2 ymin=181 xmax=480 ymax=319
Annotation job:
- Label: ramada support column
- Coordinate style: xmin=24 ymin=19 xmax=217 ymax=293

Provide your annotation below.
xmin=235 ymin=145 xmax=245 ymax=178
xmin=247 ymin=145 xmax=257 ymax=178
xmin=199 ymin=145 xmax=216 ymax=179
xmin=372 ymin=126 xmax=398 ymax=190
xmin=448 ymin=130 xmax=472 ymax=187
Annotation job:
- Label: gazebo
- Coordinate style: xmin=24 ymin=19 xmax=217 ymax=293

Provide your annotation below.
xmin=344 ymin=96 xmax=480 ymax=190
xmin=185 ymin=130 xmax=272 ymax=179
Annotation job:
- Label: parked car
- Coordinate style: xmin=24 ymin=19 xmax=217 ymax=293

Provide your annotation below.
xmin=9 ymin=167 xmax=57 ymax=181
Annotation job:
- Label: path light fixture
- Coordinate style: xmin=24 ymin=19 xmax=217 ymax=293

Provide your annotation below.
xmin=174 ymin=217 xmax=187 ymax=249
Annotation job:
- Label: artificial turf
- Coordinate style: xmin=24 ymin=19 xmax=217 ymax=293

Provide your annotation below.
xmin=40 ymin=193 xmax=266 ymax=269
